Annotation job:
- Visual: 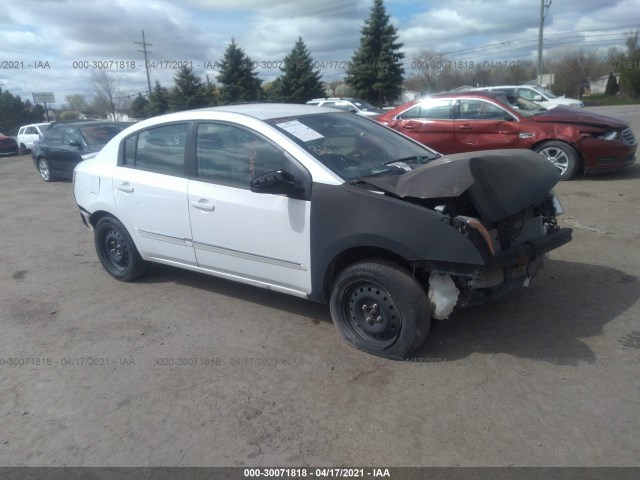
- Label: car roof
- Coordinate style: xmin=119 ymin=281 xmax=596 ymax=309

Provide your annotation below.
xmin=49 ymin=120 xmax=129 ymax=128
xmin=164 ymin=103 xmax=346 ymax=121
xmin=429 ymin=91 xmax=509 ymax=100
xmin=471 ymin=85 xmax=540 ymax=89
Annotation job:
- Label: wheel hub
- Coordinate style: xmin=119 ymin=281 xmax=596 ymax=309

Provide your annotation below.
xmin=348 ymin=283 xmax=400 ymax=340
xmin=104 ymin=230 xmax=126 ymax=267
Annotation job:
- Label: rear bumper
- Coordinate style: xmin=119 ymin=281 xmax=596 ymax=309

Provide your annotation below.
xmin=78 ymin=207 xmax=93 ymax=231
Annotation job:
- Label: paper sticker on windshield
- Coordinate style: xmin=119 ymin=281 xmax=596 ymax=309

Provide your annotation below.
xmin=276 ymin=120 xmax=324 ymax=142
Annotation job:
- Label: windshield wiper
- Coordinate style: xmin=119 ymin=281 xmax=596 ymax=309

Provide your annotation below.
xmin=384 ymin=155 xmax=436 ymax=166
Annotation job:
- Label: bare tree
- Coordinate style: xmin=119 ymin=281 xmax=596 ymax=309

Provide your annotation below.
xmin=91 ymin=69 xmax=121 ymax=120
xmin=409 ymin=49 xmax=452 ymax=93
xmin=549 ymin=48 xmax=608 ymax=98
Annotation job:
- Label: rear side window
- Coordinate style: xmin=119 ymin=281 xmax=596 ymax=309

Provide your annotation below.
xmin=399 ymin=99 xmax=452 ymax=120
xmin=122 ymin=123 xmax=188 ymax=176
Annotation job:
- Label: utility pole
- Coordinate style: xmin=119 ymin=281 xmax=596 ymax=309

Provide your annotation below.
xmin=135 ymin=30 xmax=153 ymax=95
xmin=537 ymin=0 xmax=552 ymax=85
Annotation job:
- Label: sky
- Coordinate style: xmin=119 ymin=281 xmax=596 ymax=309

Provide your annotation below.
xmin=1 ymin=0 xmax=639 ymax=106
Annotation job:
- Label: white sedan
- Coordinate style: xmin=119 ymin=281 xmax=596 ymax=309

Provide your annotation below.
xmin=73 ymin=104 xmax=571 ymax=359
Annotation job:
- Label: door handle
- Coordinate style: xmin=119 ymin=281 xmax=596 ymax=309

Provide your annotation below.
xmin=190 ymin=200 xmax=215 ymax=211
xmin=117 ymin=182 xmax=134 ymax=193
xmin=403 ymin=124 xmax=415 ymax=130
xmin=458 ymin=124 xmax=472 ymax=131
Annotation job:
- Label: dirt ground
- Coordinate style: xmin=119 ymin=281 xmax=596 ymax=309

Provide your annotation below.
xmin=1 ymin=106 xmax=639 ymax=467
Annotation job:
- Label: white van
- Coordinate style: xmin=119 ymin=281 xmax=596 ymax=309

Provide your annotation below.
xmin=470 ymin=85 xmax=584 ymax=109
xmin=16 ymin=123 xmax=52 ymax=153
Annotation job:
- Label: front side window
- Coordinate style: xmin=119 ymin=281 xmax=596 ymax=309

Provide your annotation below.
xmin=196 ymin=123 xmax=287 ymax=189
xmin=457 ymin=99 xmax=507 ymax=120
xmin=63 ymin=128 xmax=82 ymax=146
xmin=123 ymin=123 xmax=188 ymax=176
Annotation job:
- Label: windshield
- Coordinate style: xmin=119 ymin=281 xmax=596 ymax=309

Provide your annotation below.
xmin=268 ymin=112 xmax=440 ymax=181
xmin=80 ymin=124 xmax=126 ymax=146
xmin=353 ymin=100 xmax=377 ymax=111
xmin=38 ymin=123 xmax=52 ymax=132
xmin=496 ymin=94 xmax=547 ymax=117
xmin=531 ymin=86 xmax=556 ymax=99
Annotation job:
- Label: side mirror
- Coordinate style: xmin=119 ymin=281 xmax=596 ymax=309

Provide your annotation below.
xmin=68 ymin=139 xmax=82 ymax=148
xmin=251 ymin=170 xmax=304 ymax=197
xmin=533 ymin=95 xmax=543 ymax=101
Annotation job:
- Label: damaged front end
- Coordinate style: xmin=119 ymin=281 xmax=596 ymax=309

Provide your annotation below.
xmin=362 ymin=149 xmax=573 ymax=319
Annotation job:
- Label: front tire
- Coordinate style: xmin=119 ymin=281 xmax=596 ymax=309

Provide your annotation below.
xmin=534 ymin=141 xmax=579 ymax=180
xmin=94 ymin=216 xmax=148 ymax=281
xmin=329 ymin=260 xmax=431 ymax=359
xmin=37 ymin=157 xmax=54 ymax=182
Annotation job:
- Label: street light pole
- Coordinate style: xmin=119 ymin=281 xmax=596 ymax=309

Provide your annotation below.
xmin=537 ymin=0 xmax=552 ymax=85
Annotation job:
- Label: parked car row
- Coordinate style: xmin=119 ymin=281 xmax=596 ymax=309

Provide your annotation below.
xmin=466 ymin=85 xmax=584 ymax=109
xmin=375 ymin=91 xmax=636 ymax=180
xmin=31 ymin=121 xmax=128 ymax=181
xmin=0 ymin=133 xmax=19 ymax=156
xmin=17 ymin=123 xmax=52 ymax=154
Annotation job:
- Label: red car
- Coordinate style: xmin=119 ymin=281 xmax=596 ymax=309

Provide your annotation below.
xmin=0 ymin=133 xmax=19 ymax=156
xmin=376 ymin=92 xmax=637 ymax=180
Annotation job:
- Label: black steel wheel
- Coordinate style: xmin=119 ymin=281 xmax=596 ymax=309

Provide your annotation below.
xmin=330 ymin=260 xmax=431 ymax=359
xmin=94 ymin=216 xmax=148 ymax=281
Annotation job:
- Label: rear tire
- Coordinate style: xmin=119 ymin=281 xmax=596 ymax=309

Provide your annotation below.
xmin=94 ymin=216 xmax=148 ymax=281
xmin=329 ymin=260 xmax=431 ymax=359
xmin=534 ymin=141 xmax=579 ymax=180
xmin=37 ymin=157 xmax=55 ymax=182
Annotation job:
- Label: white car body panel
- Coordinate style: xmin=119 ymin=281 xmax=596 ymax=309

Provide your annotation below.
xmin=112 ymin=167 xmax=196 ymax=265
xmin=188 ymin=180 xmax=312 ymax=294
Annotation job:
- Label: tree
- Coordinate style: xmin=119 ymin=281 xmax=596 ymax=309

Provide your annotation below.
xmin=170 ymin=65 xmax=208 ymax=111
xmin=271 ymin=37 xmax=325 ymax=103
xmin=129 ymin=93 xmax=149 ymax=118
xmin=345 ymin=0 xmax=404 ymax=106
xmin=409 ymin=49 xmax=450 ymax=93
xmin=217 ymin=38 xmax=262 ymax=104
xmin=618 ymin=30 xmax=640 ymax=98
xmin=604 ymin=72 xmax=619 ymax=95
xmin=147 ymin=80 xmax=170 ymax=117
xmin=60 ymin=111 xmax=81 ymax=120
xmin=204 ymin=75 xmax=218 ymax=106
xmin=65 ymin=94 xmax=88 ymax=112
xmin=548 ymin=49 xmax=608 ymax=98
xmin=91 ymin=69 xmax=121 ymax=120
xmin=0 ymin=88 xmax=44 ymax=134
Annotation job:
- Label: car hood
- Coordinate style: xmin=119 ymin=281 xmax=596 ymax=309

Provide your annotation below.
xmin=360 ymin=149 xmax=560 ymax=222
xmin=531 ymin=106 xmax=627 ymax=128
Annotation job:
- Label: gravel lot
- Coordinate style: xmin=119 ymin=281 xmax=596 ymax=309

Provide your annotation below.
xmin=1 ymin=106 xmax=639 ymax=467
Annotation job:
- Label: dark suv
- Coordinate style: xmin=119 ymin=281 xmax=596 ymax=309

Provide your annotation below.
xmin=32 ymin=121 xmax=128 ymax=181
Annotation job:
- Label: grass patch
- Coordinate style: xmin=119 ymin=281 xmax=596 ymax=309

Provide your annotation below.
xmin=582 ymin=94 xmax=640 ymax=107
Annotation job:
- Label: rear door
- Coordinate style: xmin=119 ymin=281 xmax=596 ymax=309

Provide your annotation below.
xmin=453 ymin=98 xmax=520 ymax=153
xmin=112 ymin=122 xmax=196 ymax=265
xmin=391 ymin=98 xmax=454 ymax=152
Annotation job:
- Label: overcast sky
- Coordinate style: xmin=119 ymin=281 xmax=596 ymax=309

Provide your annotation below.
xmin=1 ymin=0 xmax=638 ymax=105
